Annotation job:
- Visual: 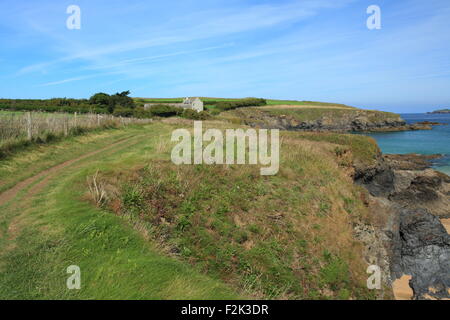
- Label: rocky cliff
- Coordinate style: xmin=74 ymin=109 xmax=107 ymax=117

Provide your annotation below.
xmin=355 ymin=154 xmax=450 ymax=300
xmin=224 ymin=107 xmax=432 ymax=132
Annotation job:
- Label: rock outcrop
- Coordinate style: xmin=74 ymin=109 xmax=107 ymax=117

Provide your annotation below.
xmin=398 ymin=208 xmax=450 ymax=300
xmin=355 ymin=153 xmax=450 ymax=300
xmin=428 ymin=109 xmax=450 ymax=114
xmin=356 ymin=154 xmax=450 ymax=219
xmin=231 ymin=109 xmax=432 ymax=132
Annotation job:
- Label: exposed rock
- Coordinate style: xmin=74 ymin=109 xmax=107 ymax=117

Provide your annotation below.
xmin=354 ymin=153 xmax=450 ymax=300
xmin=356 ymin=154 xmax=450 ymax=219
xmin=234 ymin=109 xmax=432 ymax=132
xmin=384 ymin=154 xmax=443 ymax=171
xmin=416 ymin=121 xmax=447 ymax=126
xmin=354 ymin=156 xmax=395 ymax=198
xmin=398 ymin=208 xmax=450 ymax=300
xmin=354 ymin=221 xmax=392 ymax=285
xmin=390 ymin=170 xmax=450 ymax=218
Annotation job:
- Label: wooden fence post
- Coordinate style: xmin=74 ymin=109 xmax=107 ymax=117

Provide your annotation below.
xmin=74 ymin=112 xmax=77 ymax=128
xmin=27 ymin=112 xmax=32 ymax=140
xmin=64 ymin=117 xmax=68 ymax=136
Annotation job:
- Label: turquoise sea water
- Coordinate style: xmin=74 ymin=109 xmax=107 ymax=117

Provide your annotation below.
xmin=362 ymin=113 xmax=450 ymax=175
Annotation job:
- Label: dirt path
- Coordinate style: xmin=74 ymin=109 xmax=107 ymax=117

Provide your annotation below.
xmin=1 ymin=133 xmax=147 ymax=254
xmin=0 ymin=136 xmax=134 ymax=207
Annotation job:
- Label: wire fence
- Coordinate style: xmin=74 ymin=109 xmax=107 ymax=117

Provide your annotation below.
xmin=0 ymin=111 xmax=152 ymax=146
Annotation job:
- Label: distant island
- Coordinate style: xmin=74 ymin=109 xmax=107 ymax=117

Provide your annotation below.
xmin=428 ymin=108 xmax=450 ymax=114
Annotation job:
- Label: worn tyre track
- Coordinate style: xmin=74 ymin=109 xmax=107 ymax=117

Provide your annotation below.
xmin=0 ymin=135 xmax=136 ymax=207
xmin=1 ymin=134 xmax=147 ymax=248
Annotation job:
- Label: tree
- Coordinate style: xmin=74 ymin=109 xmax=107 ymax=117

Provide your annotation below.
xmin=89 ymin=92 xmax=110 ymax=106
xmin=117 ymin=90 xmax=131 ymax=97
xmin=89 ymin=91 xmax=135 ymax=114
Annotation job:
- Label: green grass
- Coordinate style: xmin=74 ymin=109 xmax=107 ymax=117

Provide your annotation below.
xmin=0 ymin=110 xmax=26 ymax=115
xmin=0 ymin=119 xmax=382 ymax=300
xmin=133 ymin=98 xmax=353 ymax=107
xmin=88 ymin=121 xmax=379 ymax=299
xmin=0 ymin=110 xmax=77 ymax=117
xmin=265 ymin=100 xmax=354 ymax=108
xmin=0 ymin=122 xmax=241 ymax=299
xmin=284 ymin=131 xmax=381 ymax=167
xmin=0 ymin=127 xmax=137 ymax=193
xmin=257 ymin=107 xmax=399 ymax=122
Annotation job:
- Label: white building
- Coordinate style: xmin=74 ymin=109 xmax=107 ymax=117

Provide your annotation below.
xmin=181 ymin=97 xmax=204 ymax=112
xmin=144 ymin=97 xmax=204 ymax=113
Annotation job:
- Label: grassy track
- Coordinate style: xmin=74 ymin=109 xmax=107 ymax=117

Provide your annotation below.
xmin=0 ymin=118 xmax=385 ymax=299
xmin=0 ymin=122 xmax=239 ymax=299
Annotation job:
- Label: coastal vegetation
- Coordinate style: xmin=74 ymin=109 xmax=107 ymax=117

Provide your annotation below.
xmin=2 ymin=97 xmax=446 ymax=300
xmin=0 ymin=111 xmax=152 ymax=159
xmin=0 ymin=91 xmax=135 ymax=115
xmin=0 ymin=120 xmax=381 ymax=299
xmin=224 ymin=106 xmax=399 ymax=123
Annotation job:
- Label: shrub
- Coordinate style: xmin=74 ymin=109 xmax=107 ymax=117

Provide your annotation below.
xmin=0 ymin=91 xmax=138 ymax=115
xmin=148 ymin=105 xmax=182 ymax=117
xmin=89 ymin=93 xmax=110 ymax=106
xmin=107 ymin=91 xmax=135 ymax=113
xmin=132 ymin=108 xmax=153 ymax=119
xmin=216 ymin=98 xmax=267 ymax=111
xmin=113 ymin=107 xmax=134 ymax=117
xmin=181 ymin=109 xmax=211 ymax=120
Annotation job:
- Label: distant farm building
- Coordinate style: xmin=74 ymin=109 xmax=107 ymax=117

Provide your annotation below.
xmin=144 ymin=97 xmax=204 ymax=112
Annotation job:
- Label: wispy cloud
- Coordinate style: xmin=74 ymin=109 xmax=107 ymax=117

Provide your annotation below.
xmin=16 ymin=0 xmax=352 ymax=75
xmin=37 ymin=71 xmax=121 ymax=86
xmin=2 ymin=0 xmax=450 ymax=112
xmin=86 ymin=43 xmax=235 ymax=70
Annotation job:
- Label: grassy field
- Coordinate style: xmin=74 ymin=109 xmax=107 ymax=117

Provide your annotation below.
xmin=0 ymin=123 xmax=240 ymax=299
xmin=265 ymin=100 xmax=355 ymax=108
xmin=218 ymin=105 xmax=401 ymax=132
xmin=0 ymin=119 xmax=384 ymax=299
xmin=133 ymin=97 xmax=362 ymax=115
xmin=0 ymin=111 xmax=151 ymax=160
xmin=261 ymin=107 xmax=398 ymax=122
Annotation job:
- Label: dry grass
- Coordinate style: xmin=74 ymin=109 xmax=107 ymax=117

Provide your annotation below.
xmin=87 ymin=170 xmax=108 ymax=207
xmin=0 ymin=111 xmax=152 ymax=157
xmin=99 ymin=126 xmax=377 ymax=299
xmin=259 ymin=104 xmax=353 ymax=110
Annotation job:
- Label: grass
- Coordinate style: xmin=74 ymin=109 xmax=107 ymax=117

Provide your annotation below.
xmin=0 ymin=111 xmax=151 ymax=160
xmin=0 ymin=118 xmax=382 ymax=300
xmin=217 ymin=106 xmax=402 ymax=137
xmin=283 ymin=131 xmax=381 ymax=168
xmin=0 ymin=122 xmax=240 ymax=299
xmin=85 ymin=121 xmax=378 ymax=299
xmin=238 ymin=107 xmax=399 ymax=123
xmin=265 ymin=100 xmax=355 ymax=108
xmin=134 ymin=98 xmax=353 ymax=107
xmin=0 ymin=127 xmax=137 ymax=193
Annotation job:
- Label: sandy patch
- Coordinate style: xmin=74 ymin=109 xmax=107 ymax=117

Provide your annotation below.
xmin=392 ymin=275 xmax=413 ymax=300
xmin=442 ymin=219 xmax=450 ymax=233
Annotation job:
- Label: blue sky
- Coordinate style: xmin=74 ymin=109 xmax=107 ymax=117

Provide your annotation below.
xmin=1 ymin=0 xmax=449 ymax=112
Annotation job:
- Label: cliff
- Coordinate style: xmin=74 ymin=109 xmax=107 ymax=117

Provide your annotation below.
xmin=221 ymin=106 xmax=432 ymax=132
xmin=354 ymin=153 xmax=450 ymax=300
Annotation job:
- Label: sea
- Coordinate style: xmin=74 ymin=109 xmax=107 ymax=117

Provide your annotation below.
xmin=362 ymin=113 xmax=450 ymax=175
